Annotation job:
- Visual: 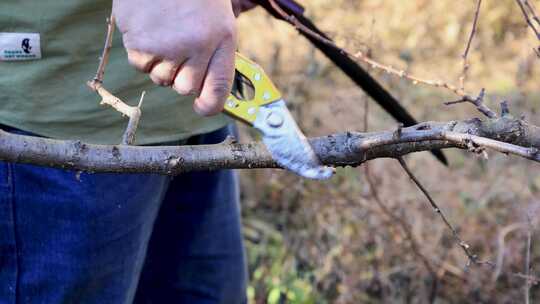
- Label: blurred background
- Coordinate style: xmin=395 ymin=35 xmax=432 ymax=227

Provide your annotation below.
xmin=236 ymin=1 xmax=539 ymax=303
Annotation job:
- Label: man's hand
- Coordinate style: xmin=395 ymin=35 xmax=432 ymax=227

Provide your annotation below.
xmin=113 ymin=0 xmax=255 ymax=116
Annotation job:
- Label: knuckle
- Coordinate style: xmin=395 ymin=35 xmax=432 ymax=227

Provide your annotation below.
xmin=173 ymin=69 xmax=204 ymax=95
xmin=219 ymin=21 xmax=237 ymax=41
xmin=150 ymin=61 xmax=178 ymax=86
xmin=127 ymin=50 xmax=155 ymax=72
xmin=127 ymin=54 xmax=143 ymax=70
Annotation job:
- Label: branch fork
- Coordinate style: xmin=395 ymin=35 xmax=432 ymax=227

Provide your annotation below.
xmin=86 ymin=14 xmax=144 ymax=145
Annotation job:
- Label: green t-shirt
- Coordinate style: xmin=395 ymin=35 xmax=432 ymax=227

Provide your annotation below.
xmin=0 ymin=0 xmax=229 ymax=145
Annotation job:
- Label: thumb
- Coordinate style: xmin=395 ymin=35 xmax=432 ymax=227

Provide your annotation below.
xmin=194 ymin=38 xmax=236 ymax=116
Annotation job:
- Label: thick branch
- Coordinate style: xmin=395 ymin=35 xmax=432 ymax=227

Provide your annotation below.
xmin=0 ymin=116 xmax=538 ymax=175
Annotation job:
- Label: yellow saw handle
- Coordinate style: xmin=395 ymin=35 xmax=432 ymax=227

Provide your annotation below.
xmin=224 ymin=53 xmax=282 ymax=125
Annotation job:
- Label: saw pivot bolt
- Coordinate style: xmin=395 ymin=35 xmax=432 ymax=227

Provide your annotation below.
xmin=266 ymin=111 xmax=284 ymax=128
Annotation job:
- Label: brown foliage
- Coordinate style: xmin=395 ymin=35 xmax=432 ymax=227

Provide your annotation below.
xmin=238 ymin=1 xmax=539 ymax=302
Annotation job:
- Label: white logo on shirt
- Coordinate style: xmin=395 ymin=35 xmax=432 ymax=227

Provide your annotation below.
xmin=0 ymin=33 xmax=42 ymax=61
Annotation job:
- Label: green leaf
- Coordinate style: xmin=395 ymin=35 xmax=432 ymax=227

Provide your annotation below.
xmin=267 ymin=288 xmax=282 ymax=304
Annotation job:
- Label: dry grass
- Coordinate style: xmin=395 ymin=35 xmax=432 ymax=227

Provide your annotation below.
xmin=237 ymin=1 xmax=539 ymax=303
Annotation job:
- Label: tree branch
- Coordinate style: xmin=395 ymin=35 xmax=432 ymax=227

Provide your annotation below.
xmin=398 ymin=157 xmax=494 ymax=268
xmin=516 ymin=0 xmax=540 ymax=41
xmin=460 ymin=0 xmax=483 ymax=91
xmin=0 ymin=115 xmax=537 ymax=175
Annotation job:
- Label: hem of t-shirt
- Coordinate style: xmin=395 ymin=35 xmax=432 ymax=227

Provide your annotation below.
xmin=0 ymin=118 xmax=229 ymax=146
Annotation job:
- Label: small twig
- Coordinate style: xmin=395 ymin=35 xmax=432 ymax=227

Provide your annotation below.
xmin=87 ymin=83 xmax=136 ymax=116
xmin=87 ymin=82 xmax=144 ymax=145
xmin=516 ymin=0 xmax=540 ymax=40
xmin=493 ymin=223 xmax=527 ymax=282
xmin=525 ymin=211 xmax=534 ymax=304
xmin=93 ymin=14 xmax=115 ymax=84
xmin=397 ymin=157 xmax=494 ymax=268
xmin=444 ymin=89 xmax=497 ymax=119
xmin=524 ymin=0 xmax=540 ymax=28
xmin=353 ymin=50 xmax=467 ymax=97
xmin=121 ymin=91 xmax=145 ymax=145
xmin=460 ymin=0 xmax=483 ymax=91
xmin=514 ymin=273 xmax=540 ymax=285
xmin=442 ymin=130 xmax=539 ymax=161
xmin=500 ymin=100 xmax=510 ymax=117
xmin=87 ymin=13 xmax=143 ymax=145
xmin=267 ymin=0 xmax=471 ymax=99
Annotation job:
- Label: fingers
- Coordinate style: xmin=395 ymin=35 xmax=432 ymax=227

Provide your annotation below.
xmin=115 ymin=0 xmax=240 ymax=116
xmin=150 ymin=60 xmax=179 ymax=86
xmin=128 ymin=49 xmax=188 ymax=87
xmin=127 ymin=41 xmax=236 ymax=117
xmin=194 ymin=38 xmax=236 ymax=116
xmin=173 ymin=55 xmax=211 ymax=95
xmin=126 ymin=49 xmax=159 ymax=73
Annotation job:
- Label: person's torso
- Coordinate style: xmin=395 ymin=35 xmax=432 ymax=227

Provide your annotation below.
xmin=0 ymin=0 xmax=228 ymax=144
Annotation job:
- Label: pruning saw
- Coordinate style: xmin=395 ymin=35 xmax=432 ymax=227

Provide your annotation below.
xmin=224 ymin=53 xmax=333 ymax=180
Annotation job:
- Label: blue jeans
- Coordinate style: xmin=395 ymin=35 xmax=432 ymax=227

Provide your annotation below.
xmin=0 ymin=125 xmax=247 ymax=304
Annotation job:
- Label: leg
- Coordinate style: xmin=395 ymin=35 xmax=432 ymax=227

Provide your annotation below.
xmin=0 ymin=146 xmax=169 ymax=303
xmin=135 ymin=125 xmax=247 ymax=304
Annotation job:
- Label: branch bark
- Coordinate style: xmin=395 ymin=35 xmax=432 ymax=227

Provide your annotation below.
xmin=0 ymin=115 xmax=538 ymax=175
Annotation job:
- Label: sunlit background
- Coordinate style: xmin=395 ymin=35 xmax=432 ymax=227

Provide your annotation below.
xmin=236 ymin=1 xmax=539 ymax=303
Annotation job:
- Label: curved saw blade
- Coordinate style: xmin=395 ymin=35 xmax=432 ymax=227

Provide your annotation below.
xmin=253 ymin=100 xmax=333 ymax=180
